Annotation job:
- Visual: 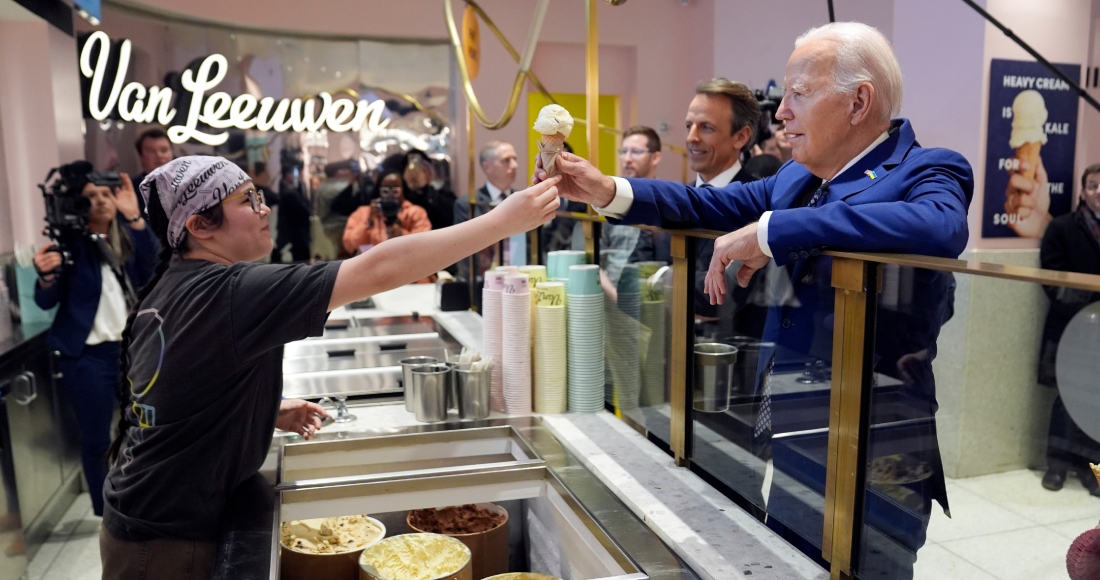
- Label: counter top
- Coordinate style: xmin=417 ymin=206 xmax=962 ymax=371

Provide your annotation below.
xmin=219 ymin=402 xmax=826 ymax=580
xmin=0 ymin=320 xmax=50 ymax=365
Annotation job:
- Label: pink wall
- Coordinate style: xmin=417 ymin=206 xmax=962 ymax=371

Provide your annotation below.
xmin=124 ymin=0 xmax=716 ymax=187
xmin=0 ymin=21 xmax=72 ymax=252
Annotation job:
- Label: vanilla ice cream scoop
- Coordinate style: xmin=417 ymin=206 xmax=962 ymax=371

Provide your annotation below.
xmin=533 ymin=104 xmax=574 ymax=139
xmin=1009 ymin=90 xmax=1049 ymax=149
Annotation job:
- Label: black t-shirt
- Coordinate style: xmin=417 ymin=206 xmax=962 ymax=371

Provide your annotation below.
xmin=103 ymin=258 xmax=341 ymax=541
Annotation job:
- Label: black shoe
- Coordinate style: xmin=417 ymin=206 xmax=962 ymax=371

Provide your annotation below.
xmin=1043 ymin=469 xmax=1066 ymax=491
xmin=1079 ymin=470 xmax=1100 ymax=498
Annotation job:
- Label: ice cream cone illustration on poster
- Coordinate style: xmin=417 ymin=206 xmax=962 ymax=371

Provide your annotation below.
xmin=533 ymin=104 xmax=574 ymax=176
xmin=1009 ymin=90 xmax=1048 ymax=180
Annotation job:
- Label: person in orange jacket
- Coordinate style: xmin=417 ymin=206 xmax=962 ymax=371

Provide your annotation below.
xmin=343 ymin=169 xmax=432 ymax=255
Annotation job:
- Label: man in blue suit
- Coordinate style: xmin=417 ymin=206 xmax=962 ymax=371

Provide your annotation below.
xmin=538 ymin=22 xmax=973 ymax=579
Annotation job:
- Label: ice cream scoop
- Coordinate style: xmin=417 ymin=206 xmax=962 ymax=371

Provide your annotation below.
xmin=1009 ymin=90 xmax=1048 ymax=181
xmin=533 ymin=105 xmax=574 ymax=176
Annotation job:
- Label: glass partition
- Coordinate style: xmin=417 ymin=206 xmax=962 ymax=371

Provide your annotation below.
xmin=685 ymin=245 xmax=835 ymax=562
xmin=599 ymin=223 xmax=674 ymax=449
xmin=855 ymin=265 xmax=1097 ymax=579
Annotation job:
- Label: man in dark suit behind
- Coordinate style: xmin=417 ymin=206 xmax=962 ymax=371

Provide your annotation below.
xmin=537 ymin=22 xmax=973 ymax=579
xmin=455 ymin=141 xmax=518 ymax=280
xmin=1037 ymin=163 xmax=1100 ymax=494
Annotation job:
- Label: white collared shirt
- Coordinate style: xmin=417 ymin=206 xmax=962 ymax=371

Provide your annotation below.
xmin=485 ymin=182 xmax=511 ymax=205
xmin=695 ymin=162 xmax=742 ymax=188
xmin=598 ymin=132 xmax=889 ymax=257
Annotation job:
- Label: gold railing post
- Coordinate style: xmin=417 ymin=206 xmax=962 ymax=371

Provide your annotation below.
xmin=585 ymin=0 xmax=599 ymax=174
xmin=823 ymin=257 xmax=878 ymax=578
xmin=467 ymin=105 xmax=478 ymax=310
xmin=669 ymin=234 xmax=691 ymax=466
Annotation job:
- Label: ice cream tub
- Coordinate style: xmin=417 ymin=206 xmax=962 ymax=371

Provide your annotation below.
xmin=359 ymin=533 xmax=472 ymax=580
xmin=406 ymin=503 xmax=509 ymax=579
xmin=280 ymin=515 xmax=386 ymax=580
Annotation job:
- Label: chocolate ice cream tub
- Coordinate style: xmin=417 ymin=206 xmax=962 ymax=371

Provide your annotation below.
xmin=279 ymin=515 xmax=386 ymax=580
xmin=406 ymin=503 xmax=509 ymax=579
xmin=359 ymin=533 xmax=472 ymax=580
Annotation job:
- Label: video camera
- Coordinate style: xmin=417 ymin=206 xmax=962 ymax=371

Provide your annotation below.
xmin=39 ymin=161 xmax=121 ymax=264
xmin=754 ymin=84 xmax=784 ymax=126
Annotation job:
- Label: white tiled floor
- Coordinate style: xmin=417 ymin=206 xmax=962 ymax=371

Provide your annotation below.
xmin=28 ymin=494 xmax=100 ymax=580
xmin=915 ymin=469 xmax=1099 ymax=580
xmin=29 ymin=470 xmax=1097 ymax=579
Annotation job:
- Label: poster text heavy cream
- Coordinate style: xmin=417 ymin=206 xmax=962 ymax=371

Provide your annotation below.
xmin=79 ymin=31 xmax=391 ymax=146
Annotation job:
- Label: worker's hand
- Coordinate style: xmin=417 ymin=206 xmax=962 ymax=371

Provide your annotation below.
xmin=1004 ymin=158 xmax=1051 ymax=239
xmin=705 ymin=223 xmax=769 ymax=304
xmin=32 ymin=243 xmax=62 ymax=287
xmin=532 ymin=152 xmax=617 ymax=208
xmin=493 ymin=175 xmax=561 ymax=236
xmin=277 ymin=398 xmax=328 ymax=439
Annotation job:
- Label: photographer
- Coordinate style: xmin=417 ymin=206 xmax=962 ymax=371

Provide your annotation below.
xmin=32 ymin=162 xmax=157 ymax=517
xmin=342 ymin=169 xmax=431 ymax=255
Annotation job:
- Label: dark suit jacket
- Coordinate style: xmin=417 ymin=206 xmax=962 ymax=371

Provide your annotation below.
xmin=1038 ymin=209 xmax=1100 ymax=387
xmin=452 ymin=185 xmax=493 ymax=225
xmin=34 ymin=220 xmax=158 ymax=357
xmin=694 ymin=167 xmax=758 ymax=318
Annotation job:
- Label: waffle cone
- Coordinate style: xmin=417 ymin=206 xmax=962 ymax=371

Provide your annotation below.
xmin=1015 ymin=141 xmax=1042 ymax=180
xmin=538 ymin=133 xmax=566 ymax=176
xmin=1091 ymin=463 xmax=1100 ymax=489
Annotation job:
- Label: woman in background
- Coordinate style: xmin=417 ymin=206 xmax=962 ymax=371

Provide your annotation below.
xmin=342 ymin=169 xmax=431 ymax=255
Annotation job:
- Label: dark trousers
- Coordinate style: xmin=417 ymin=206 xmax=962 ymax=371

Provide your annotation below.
xmin=59 ymin=342 xmax=120 ymax=516
xmin=1048 ymin=395 xmax=1100 ymax=474
xmin=100 ymin=526 xmax=215 ymax=580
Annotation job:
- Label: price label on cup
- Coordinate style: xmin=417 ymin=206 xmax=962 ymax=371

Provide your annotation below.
xmin=535 ymin=282 xmax=565 ymax=306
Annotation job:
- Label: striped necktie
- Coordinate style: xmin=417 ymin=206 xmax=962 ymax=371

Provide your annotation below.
xmin=806 ymin=180 xmax=830 ymax=208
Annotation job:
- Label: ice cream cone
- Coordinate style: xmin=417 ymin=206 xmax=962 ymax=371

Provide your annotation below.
xmin=1091 ymin=463 xmax=1100 ymax=489
xmin=1015 ymin=141 xmax=1042 ymax=180
xmin=538 ymin=132 xmax=566 ymax=176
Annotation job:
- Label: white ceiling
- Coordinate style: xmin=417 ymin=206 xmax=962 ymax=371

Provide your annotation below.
xmin=0 ymin=0 xmax=41 ymax=22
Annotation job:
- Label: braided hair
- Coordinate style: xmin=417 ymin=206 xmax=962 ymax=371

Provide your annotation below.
xmin=107 ymin=182 xmax=224 ymax=464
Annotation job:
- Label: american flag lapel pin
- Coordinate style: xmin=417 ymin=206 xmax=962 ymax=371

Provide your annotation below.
xmin=864 ymin=169 xmax=878 ymax=180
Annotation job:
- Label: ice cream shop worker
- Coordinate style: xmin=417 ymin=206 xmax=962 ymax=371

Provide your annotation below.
xmin=535 ymin=22 xmax=973 ymax=578
xmin=99 ymin=156 xmax=561 ymax=579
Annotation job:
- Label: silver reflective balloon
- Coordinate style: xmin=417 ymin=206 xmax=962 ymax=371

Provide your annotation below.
xmin=1056 ymin=301 xmax=1100 ymax=441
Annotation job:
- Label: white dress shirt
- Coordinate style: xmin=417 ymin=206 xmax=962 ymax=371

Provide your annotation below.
xmin=598 ymin=131 xmax=890 ymax=257
xmin=85 ymin=264 xmax=128 ymax=345
xmin=485 ymin=182 xmax=511 ymax=205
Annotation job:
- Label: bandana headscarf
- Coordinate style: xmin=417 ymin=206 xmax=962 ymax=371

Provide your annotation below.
xmin=139 ymin=156 xmax=250 ymax=248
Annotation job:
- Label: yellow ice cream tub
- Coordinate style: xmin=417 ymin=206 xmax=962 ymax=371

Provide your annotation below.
xmin=359 ymin=533 xmax=472 ymax=580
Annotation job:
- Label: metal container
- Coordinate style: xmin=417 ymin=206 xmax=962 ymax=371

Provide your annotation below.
xmin=358 ymin=533 xmax=472 ymax=580
xmin=716 ymin=336 xmax=775 ymax=397
xmin=401 ymin=356 xmax=438 ymax=412
xmin=454 ymin=367 xmax=491 ymax=420
xmin=443 ymin=361 xmax=461 ymax=411
xmin=407 ymin=503 xmax=508 ymax=579
xmin=693 ymin=343 xmax=738 ymax=413
xmin=411 ymin=363 xmax=451 ymax=422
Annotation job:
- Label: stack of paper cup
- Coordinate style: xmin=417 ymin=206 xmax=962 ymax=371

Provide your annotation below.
xmin=567 ymin=265 xmax=604 ymax=412
xmin=606 ymin=264 xmax=642 ymax=410
xmin=501 ymin=274 xmax=532 ymax=414
xmin=483 ymin=271 xmax=507 ymax=412
xmin=534 ymin=282 xmax=567 ymax=413
xmin=639 ymin=263 xmax=668 ymax=407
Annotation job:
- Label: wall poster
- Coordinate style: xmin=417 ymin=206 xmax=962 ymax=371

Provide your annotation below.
xmin=982 ymin=58 xmax=1080 ymax=239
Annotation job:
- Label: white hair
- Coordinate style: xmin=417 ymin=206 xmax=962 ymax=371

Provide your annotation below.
xmin=795 ymin=22 xmax=903 ymax=121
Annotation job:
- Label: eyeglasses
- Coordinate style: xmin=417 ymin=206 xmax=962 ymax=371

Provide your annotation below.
xmin=379 ymin=186 xmax=402 ymax=197
xmin=617 ymin=148 xmax=653 ymax=159
xmin=1086 ymin=182 xmax=1100 ymax=192
xmin=220 ymin=188 xmax=265 ymax=213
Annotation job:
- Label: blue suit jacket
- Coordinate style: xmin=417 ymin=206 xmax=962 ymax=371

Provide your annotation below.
xmin=617 ymin=118 xmax=973 ymax=265
xmin=35 ymin=218 xmax=158 ymax=357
